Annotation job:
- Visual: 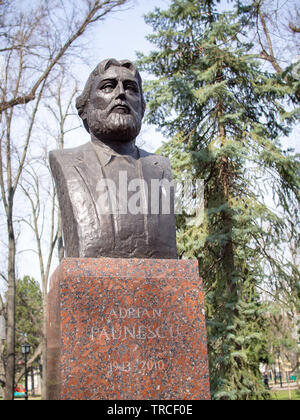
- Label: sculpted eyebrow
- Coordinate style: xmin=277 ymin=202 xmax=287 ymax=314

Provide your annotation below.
xmin=98 ymin=78 xmax=138 ymax=86
xmin=98 ymin=78 xmax=117 ymax=87
xmin=125 ymin=80 xmax=138 ymax=86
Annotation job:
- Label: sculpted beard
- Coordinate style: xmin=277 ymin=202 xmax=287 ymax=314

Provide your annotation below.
xmin=87 ymin=108 xmax=142 ymax=143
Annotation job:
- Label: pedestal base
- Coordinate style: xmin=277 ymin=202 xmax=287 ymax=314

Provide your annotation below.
xmin=46 ymin=258 xmax=210 ymax=400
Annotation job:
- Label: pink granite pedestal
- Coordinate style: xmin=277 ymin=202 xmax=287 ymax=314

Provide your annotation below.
xmin=46 ymin=258 xmax=210 ymax=400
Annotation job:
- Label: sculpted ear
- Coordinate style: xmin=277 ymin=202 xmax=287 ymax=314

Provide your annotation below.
xmin=141 ymin=99 xmax=146 ymax=119
xmin=82 ymin=117 xmax=90 ymax=133
xmin=76 ymin=95 xmax=90 ymax=133
xmin=78 ymin=108 xmax=90 ymax=133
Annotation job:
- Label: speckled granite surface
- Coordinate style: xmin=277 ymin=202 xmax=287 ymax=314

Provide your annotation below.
xmin=46 ymin=258 xmax=210 ymax=400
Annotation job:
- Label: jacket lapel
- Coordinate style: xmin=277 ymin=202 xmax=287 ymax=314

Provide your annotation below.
xmin=139 ymin=148 xmax=164 ymax=181
xmin=73 ymin=142 xmax=117 ymax=253
xmin=73 ymin=142 xmax=102 ymax=225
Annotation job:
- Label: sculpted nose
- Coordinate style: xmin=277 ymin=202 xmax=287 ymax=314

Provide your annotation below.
xmin=116 ymin=82 xmax=126 ymax=99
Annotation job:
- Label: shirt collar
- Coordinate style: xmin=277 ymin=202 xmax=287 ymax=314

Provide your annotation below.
xmin=91 ymin=140 xmax=139 ymax=167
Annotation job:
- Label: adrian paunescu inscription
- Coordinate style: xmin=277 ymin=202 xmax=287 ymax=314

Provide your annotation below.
xmin=90 ymin=324 xmax=180 ymax=341
xmin=89 ymin=306 xmax=181 ymax=342
xmin=107 ymin=307 xmax=163 ymax=319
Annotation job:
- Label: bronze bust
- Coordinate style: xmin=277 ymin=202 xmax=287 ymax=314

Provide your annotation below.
xmin=49 ymin=59 xmax=177 ymax=259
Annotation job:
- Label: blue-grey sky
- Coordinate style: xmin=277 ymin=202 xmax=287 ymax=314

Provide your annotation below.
xmin=87 ymin=0 xmax=171 ymax=63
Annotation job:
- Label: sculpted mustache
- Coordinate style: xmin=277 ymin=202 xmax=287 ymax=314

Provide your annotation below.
xmin=108 ymin=101 xmax=132 ymax=114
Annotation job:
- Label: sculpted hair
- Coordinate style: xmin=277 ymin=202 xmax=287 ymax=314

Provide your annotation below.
xmin=76 ymin=59 xmax=146 ymax=132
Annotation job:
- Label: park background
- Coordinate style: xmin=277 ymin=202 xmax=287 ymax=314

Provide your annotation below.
xmin=0 ymin=0 xmax=299 ymax=400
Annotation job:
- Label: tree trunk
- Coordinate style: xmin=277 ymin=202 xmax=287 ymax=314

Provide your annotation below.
xmin=217 ymin=91 xmax=235 ymax=296
xmin=4 ymin=210 xmax=16 ymax=400
xmin=41 ymin=289 xmax=47 ymax=400
xmin=0 ymin=338 xmax=5 ymax=398
xmin=57 ymin=209 xmax=65 ymax=263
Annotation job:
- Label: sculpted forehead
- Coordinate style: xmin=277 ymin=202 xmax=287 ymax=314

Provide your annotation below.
xmin=96 ymin=66 xmax=139 ymax=85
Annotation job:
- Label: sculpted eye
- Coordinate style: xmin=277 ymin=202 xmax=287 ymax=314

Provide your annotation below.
xmin=125 ymin=82 xmax=138 ymax=93
xmin=100 ymin=82 xmax=115 ymax=92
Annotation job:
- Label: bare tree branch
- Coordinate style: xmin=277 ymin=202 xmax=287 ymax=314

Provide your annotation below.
xmin=258 ymin=10 xmax=283 ymax=73
xmin=289 ymin=23 xmax=300 ymax=33
xmin=0 ymin=273 xmax=8 ymax=284
xmin=0 ymin=0 xmax=130 ymax=113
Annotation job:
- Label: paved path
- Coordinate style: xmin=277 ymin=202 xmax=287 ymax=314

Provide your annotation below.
xmin=270 ymin=383 xmax=299 ymax=391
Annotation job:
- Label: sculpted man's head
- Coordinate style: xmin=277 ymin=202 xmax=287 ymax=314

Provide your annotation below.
xmin=76 ymin=59 xmax=146 ymax=144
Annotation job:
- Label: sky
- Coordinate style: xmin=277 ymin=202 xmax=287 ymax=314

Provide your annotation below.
xmin=84 ymin=0 xmax=171 ymax=63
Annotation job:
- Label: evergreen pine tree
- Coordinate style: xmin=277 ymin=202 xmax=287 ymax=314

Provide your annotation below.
xmin=138 ymin=0 xmax=299 ymax=399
